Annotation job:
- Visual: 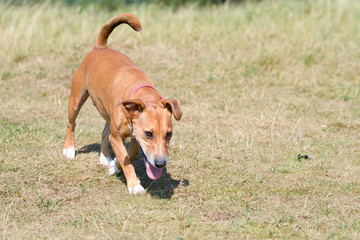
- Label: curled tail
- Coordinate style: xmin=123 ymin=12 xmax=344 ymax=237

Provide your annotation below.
xmin=94 ymin=13 xmax=142 ymax=49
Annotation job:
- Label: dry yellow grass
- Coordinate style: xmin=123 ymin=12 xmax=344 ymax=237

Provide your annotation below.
xmin=1 ymin=0 xmax=360 ymax=239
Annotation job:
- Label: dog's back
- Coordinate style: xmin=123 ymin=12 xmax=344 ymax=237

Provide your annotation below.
xmin=84 ymin=49 xmax=150 ymax=108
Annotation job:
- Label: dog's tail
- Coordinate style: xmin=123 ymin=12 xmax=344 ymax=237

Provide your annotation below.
xmin=94 ymin=13 xmax=142 ymax=49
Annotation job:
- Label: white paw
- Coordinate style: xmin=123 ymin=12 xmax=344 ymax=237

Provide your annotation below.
xmin=108 ymin=158 xmax=121 ymax=175
xmin=63 ymin=147 xmax=75 ymax=159
xmin=128 ymin=184 xmax=145 ymax=195
xmin=99 ymin=153 xmax=112 ymax=167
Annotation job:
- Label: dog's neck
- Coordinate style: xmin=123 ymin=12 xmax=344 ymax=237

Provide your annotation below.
xmin=128 ymin=84 xmax=162 ymax=103
xmin=129 ymin=84 xmax=162 ymax=99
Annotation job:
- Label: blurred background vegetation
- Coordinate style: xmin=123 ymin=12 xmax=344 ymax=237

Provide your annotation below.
xmin=2 ymin=0 xmax=256 ymax=10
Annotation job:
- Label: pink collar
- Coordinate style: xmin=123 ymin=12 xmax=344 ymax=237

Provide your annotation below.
xmin=129 ymin=84 xmax=162 ymax=100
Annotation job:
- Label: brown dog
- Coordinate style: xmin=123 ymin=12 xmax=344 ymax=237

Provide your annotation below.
xmin=63 ymin=13 xmax=182 ymax=194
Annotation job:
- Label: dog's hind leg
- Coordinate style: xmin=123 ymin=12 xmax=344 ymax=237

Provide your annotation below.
xmin=108 ymin=136 xmax=139 ymax=174
xmin=99 ymin=122 xmax=113 ymax=166
xmin=63 ymin=69 xmax=89 ymax=159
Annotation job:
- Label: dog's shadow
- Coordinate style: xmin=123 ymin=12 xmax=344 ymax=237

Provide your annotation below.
xmin=76 ymin=143 xmax=189 ymax=199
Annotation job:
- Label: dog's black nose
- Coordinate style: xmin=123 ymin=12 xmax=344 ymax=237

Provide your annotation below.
xmin=154 ymin=159 xmax=166 ymax=168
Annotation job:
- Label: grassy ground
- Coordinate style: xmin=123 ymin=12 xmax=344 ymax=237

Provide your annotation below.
xmin=1 ymin=0 xmax=360 ymax=239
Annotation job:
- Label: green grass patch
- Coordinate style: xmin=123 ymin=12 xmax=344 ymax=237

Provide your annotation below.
xmin=1 ymin=0 xmax=360 ymax=239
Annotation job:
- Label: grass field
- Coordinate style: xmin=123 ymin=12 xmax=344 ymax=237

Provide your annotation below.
xmin=1 ymin=0 xmax=360 ymax=239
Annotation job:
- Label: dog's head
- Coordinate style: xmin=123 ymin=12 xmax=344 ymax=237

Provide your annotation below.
xmin=118 ymin=98 xmax=182 ymax=179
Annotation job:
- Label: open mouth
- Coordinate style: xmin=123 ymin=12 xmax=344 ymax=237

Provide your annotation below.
xmin=139 ymin=147 xmax=163 ymax=180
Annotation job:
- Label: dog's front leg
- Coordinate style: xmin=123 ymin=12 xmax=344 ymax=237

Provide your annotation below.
xmin=109 ymin=132 xmax=145 ymax=194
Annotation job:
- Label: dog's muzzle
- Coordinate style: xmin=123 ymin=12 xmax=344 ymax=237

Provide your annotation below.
xmin=139 ymin=146 xmax=164 ymax=180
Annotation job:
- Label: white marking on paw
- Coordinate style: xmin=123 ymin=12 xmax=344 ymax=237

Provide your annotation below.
xmin=128 ymin=184 xmax=145 ymax=195
xmin=99 ymin=153 xmax=112 ymax=167
xmin=108 ymin=158 xmax=121 ymax=175
xmin=63 ymin=147 xmax=75 ymax=159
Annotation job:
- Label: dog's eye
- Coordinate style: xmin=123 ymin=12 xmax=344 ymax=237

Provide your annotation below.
xmin=144 ymin=131 xmax=153 ymax=139
xmin=166 ymin=131 xmax=172 ymax=139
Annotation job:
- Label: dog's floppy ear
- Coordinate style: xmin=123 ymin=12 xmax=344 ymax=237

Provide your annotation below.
xmin=115 ymin=99 xmax=145 ymax=120
xmin=161 ymin=98 xmax=182 ymax=121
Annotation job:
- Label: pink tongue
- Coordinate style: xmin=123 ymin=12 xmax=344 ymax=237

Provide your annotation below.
xmin=145 ymin=160 xmax=163 ymax=180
